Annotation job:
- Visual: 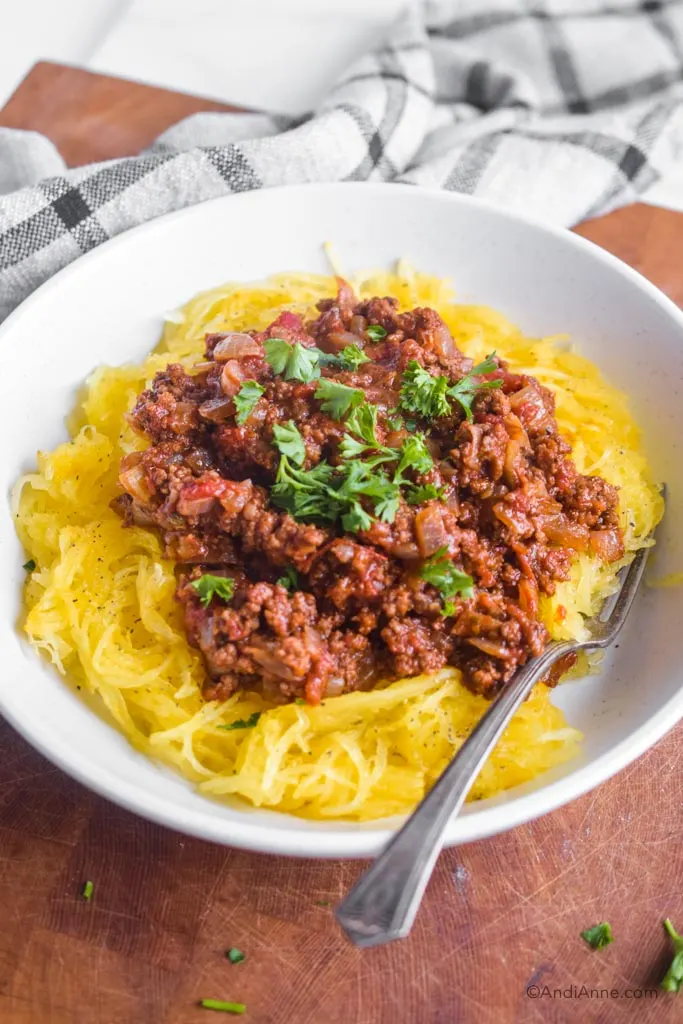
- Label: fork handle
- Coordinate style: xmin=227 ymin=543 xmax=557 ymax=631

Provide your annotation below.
xmin=335 ymin=640 xmax=575 ymax=948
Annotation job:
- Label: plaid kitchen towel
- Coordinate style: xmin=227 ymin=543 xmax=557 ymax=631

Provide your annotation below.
xmin=3 ymin=0 xmax=683 ymax=321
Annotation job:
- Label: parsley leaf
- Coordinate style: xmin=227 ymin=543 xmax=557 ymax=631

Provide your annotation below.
xmin=339 ymin=402 xmax=399 ymax=466
xmin=271 ymin=402 xmax=406 ymax=530
xmin=276 ymin=567 xmax=299 ymax=591
xmin=400 ymin=354 xmax=503 ymax=423
xmin=471 ymin=353 xmax=500 ymax=376
xmin=226 ymin=948 xmax=245 ymax=964
xmin=336 ymin=344 xmax=370 ymax=370
xmin=337 ymin=460 xmax=401 ymax=530
xmin=447 ymin=352 xmax=503 ymax=422
xmin=272 ymin=420 xmax=306 ymax=467
xmin=233 ymin=380 xmax=265 ymax=425
xmin=337 ymin=433 xmax=369 ymax=460
xmin=581 ymin=922 xmax=614 ymax=950
xmin=191 ymin=574 xmax=235 ymax=608
xmin=374 ymin=488 xmax=401 ymax=524
xmin=395 ymin=433 xmax=434 ymax=481
xmin=198 ymin=999 xmax=246 ymax=1014
xmin=405 ymin=483 xmax=446 ymax=505
xmin=385 ymin=411 xmax=404 ymax=432
xmin=81 ymin=880 xmax=94 ymax=901
xmin=271 ymin=456 xmax=338 ymax=521
xmin=345 ymin=401 xmax=381 ymax=447
xmin=341 ymin=502 xmax=374 ymax=533
xmin=316 ymin=344 xmax=368 ymax=371
xmin=400 ymin=361 xmax=451 ymax=420
xmin=264 ymin=338 xmax=321 ymax=383
xmin=662 ymin=918 xmax=683 ymax=992
xmin=366 ymin=324 xmax=387 ymax=341
xmin=420 ymin=546 xmax=474 ymax=607
xmin=218 ymin=712 xmax=262 ymax=731
xmin=314 ymin=379 xmax=364 ymax=420
xmin=22 ymin=559 xmax=36 ymax=572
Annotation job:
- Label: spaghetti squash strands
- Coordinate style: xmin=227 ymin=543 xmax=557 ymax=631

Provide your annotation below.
xmin=13 ymin=267 xmax=662 ymax=821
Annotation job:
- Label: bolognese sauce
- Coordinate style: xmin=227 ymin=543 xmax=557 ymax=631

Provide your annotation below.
xmin=115 ymin=280 xmax=623 ymax=705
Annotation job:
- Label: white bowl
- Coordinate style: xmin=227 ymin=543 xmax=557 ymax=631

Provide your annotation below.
xmin=1 ymin=183 xmax=681 ymax=857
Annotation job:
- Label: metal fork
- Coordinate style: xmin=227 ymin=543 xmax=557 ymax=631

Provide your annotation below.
xmin=336 ymin=513 xmax=664 ymax=949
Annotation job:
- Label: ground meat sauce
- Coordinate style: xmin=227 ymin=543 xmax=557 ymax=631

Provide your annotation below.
xmin=116 ymin=281 xmax=624 ymax=705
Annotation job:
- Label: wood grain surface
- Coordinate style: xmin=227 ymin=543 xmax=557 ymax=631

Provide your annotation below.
xmin=1 ymin=63 xmax=682 ymax=1024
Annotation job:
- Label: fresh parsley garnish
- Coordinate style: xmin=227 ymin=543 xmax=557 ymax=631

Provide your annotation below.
xmin=198 ymin=999 xmax=246 ymax=1015
xmin=314 ymin=378 xmax=364 ymax=420
xmin=447 ymin=353 xmax=503 ymax=422
xmin=218 ymin=712 xmax=262 ymax=731
xmin=337 ymin=460 xmax=400 ymax=529
xmin=22 ymin=559 xmax=36 ymax=572
xmin=191 ymin=574 xmax=235 ymax=608
xmin=581 ymin=922 xmax=613 ymax=950
xmin=339 ymin=344 xmax=369 ymax=369
xmin=399 ymin=354 xmax=502 ymax=423
xmin=400 ymin=361 xmax=451 ymax=420
xmin=385 ymin=411 xmax=404 ymax=431
xmin=662 ymin=918 xmax=683 ymax=992
xmin=344 ymin=401 xmax=382 ymax=449
xmin=405 ymin=483 xmax=446 ymax=505
xmin=329 ymin=344 xmax=370 ymax=370
xmin=271 ymin=456 xmax=338 ymax=521
xmin=264 ymin=338 xmax=321 ymax=383
xmin=366 ymin=324 xmax=387 ymax=341
xmin=316 ymin=344 xmax=369 ymax=372
xmin=339 ymin=402 xmax=399 ymax=466
xmin=226 ymin=948 xmax=245 ymax=964
xmin=341 ymin=502 xmax=373 ymax=533
xmin=272 ymin=450 xmax=398 ymax=532
xmin=233 ymin=380 xmax=265 ymax=425
xmin=272 ymin=420 xmax=306 ymax=467
xmin=81 ymin=880 xmax=94 ymax=901
xmin=272 ymin=399 xmax=445 ymax=532
xmin=276 ymin=567 xmax=299 ymax=591
xmin=420 ymin=546 xmax=474 ymax=609
xmin=394 ymin=433 xmax=434 ymax=481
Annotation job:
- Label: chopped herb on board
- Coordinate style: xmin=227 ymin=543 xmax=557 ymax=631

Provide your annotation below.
xmin=662 ymin=918 xmax=683 ymax=992
xmin=226 ymin=948 xmax=245 ymax=964
xmin=581 ymin=921 xmax=613 ymax=950
xmin=198 ymin=999 xmax=246 ymax=1014
xmin=81 ymin=880 xmax=94 ymax=901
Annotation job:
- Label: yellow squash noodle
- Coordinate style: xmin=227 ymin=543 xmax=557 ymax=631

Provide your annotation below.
xmin=13 ymin=264 xmax=663 ymax=821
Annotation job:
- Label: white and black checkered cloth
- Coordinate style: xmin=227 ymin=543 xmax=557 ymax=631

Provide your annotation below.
xmin=3 ymin=0 xmax=683 ymax=321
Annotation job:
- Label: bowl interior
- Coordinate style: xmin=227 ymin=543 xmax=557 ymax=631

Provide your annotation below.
xmin=1 ymin=183 xmax=682 ymax=857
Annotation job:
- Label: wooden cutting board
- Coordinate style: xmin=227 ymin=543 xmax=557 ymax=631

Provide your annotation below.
xmin=1 ymin=62 xmax=682 ymax=1024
